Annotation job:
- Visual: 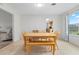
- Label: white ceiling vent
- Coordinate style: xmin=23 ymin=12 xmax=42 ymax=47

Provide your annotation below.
xmin=51 ymin=3 xmax=56 ymax=6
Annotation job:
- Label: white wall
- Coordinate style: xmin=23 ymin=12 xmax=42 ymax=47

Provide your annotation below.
xmin=20 ymin=15 xmax=63 ymax=34
xmin=21 ymin=16 xmax=47 ymax=32
xmin=53 ymin=15 xmax=65 ymax=32
xmin=0 ymin=4 xmax=21 ymax=41
xmin=58 ymin=14 xmax=69 ymax=41
xmin=13 ymin=14 xmax=21 ymax=41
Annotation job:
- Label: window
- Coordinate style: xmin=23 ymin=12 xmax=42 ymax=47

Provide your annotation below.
xmin=68 ymin=11 xmax=79 ymax=35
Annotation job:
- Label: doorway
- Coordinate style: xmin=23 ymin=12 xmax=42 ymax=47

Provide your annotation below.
xmin=0 ymin=8 xmax=13 ymax=49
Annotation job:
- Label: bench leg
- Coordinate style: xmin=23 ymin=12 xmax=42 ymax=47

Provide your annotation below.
xmin=51 ymin=45 xmax=55 ymax=55
xmin=50 ymin=43 xmax=58 ymax=51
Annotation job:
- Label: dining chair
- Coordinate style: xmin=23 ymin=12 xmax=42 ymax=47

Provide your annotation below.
xmin=22 ymin=32 xmax=32 ymax=53
xmin=47 ymin=31 xmax=60 ymax=50
xmin=53 ymin=31 xmax=60 ymax=49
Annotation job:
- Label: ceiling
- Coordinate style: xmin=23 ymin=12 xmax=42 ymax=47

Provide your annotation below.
xmin=6 ymin=3 xmax=79 ymax=15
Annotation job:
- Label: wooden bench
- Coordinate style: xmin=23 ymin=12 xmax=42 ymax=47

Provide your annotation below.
xmin=23 ymin=32 xmax=57 ymax=55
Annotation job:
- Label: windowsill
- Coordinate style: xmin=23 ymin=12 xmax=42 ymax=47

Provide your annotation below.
xmin=69 ymin=34 xmax=79 ymax=37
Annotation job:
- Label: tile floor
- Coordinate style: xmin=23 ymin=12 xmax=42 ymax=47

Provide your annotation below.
xmin=0 ymin=39 xmax=79 ymax=55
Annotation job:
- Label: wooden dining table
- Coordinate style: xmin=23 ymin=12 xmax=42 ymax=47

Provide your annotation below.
xmin=23 ymin=32 xmax=57 ymax=55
